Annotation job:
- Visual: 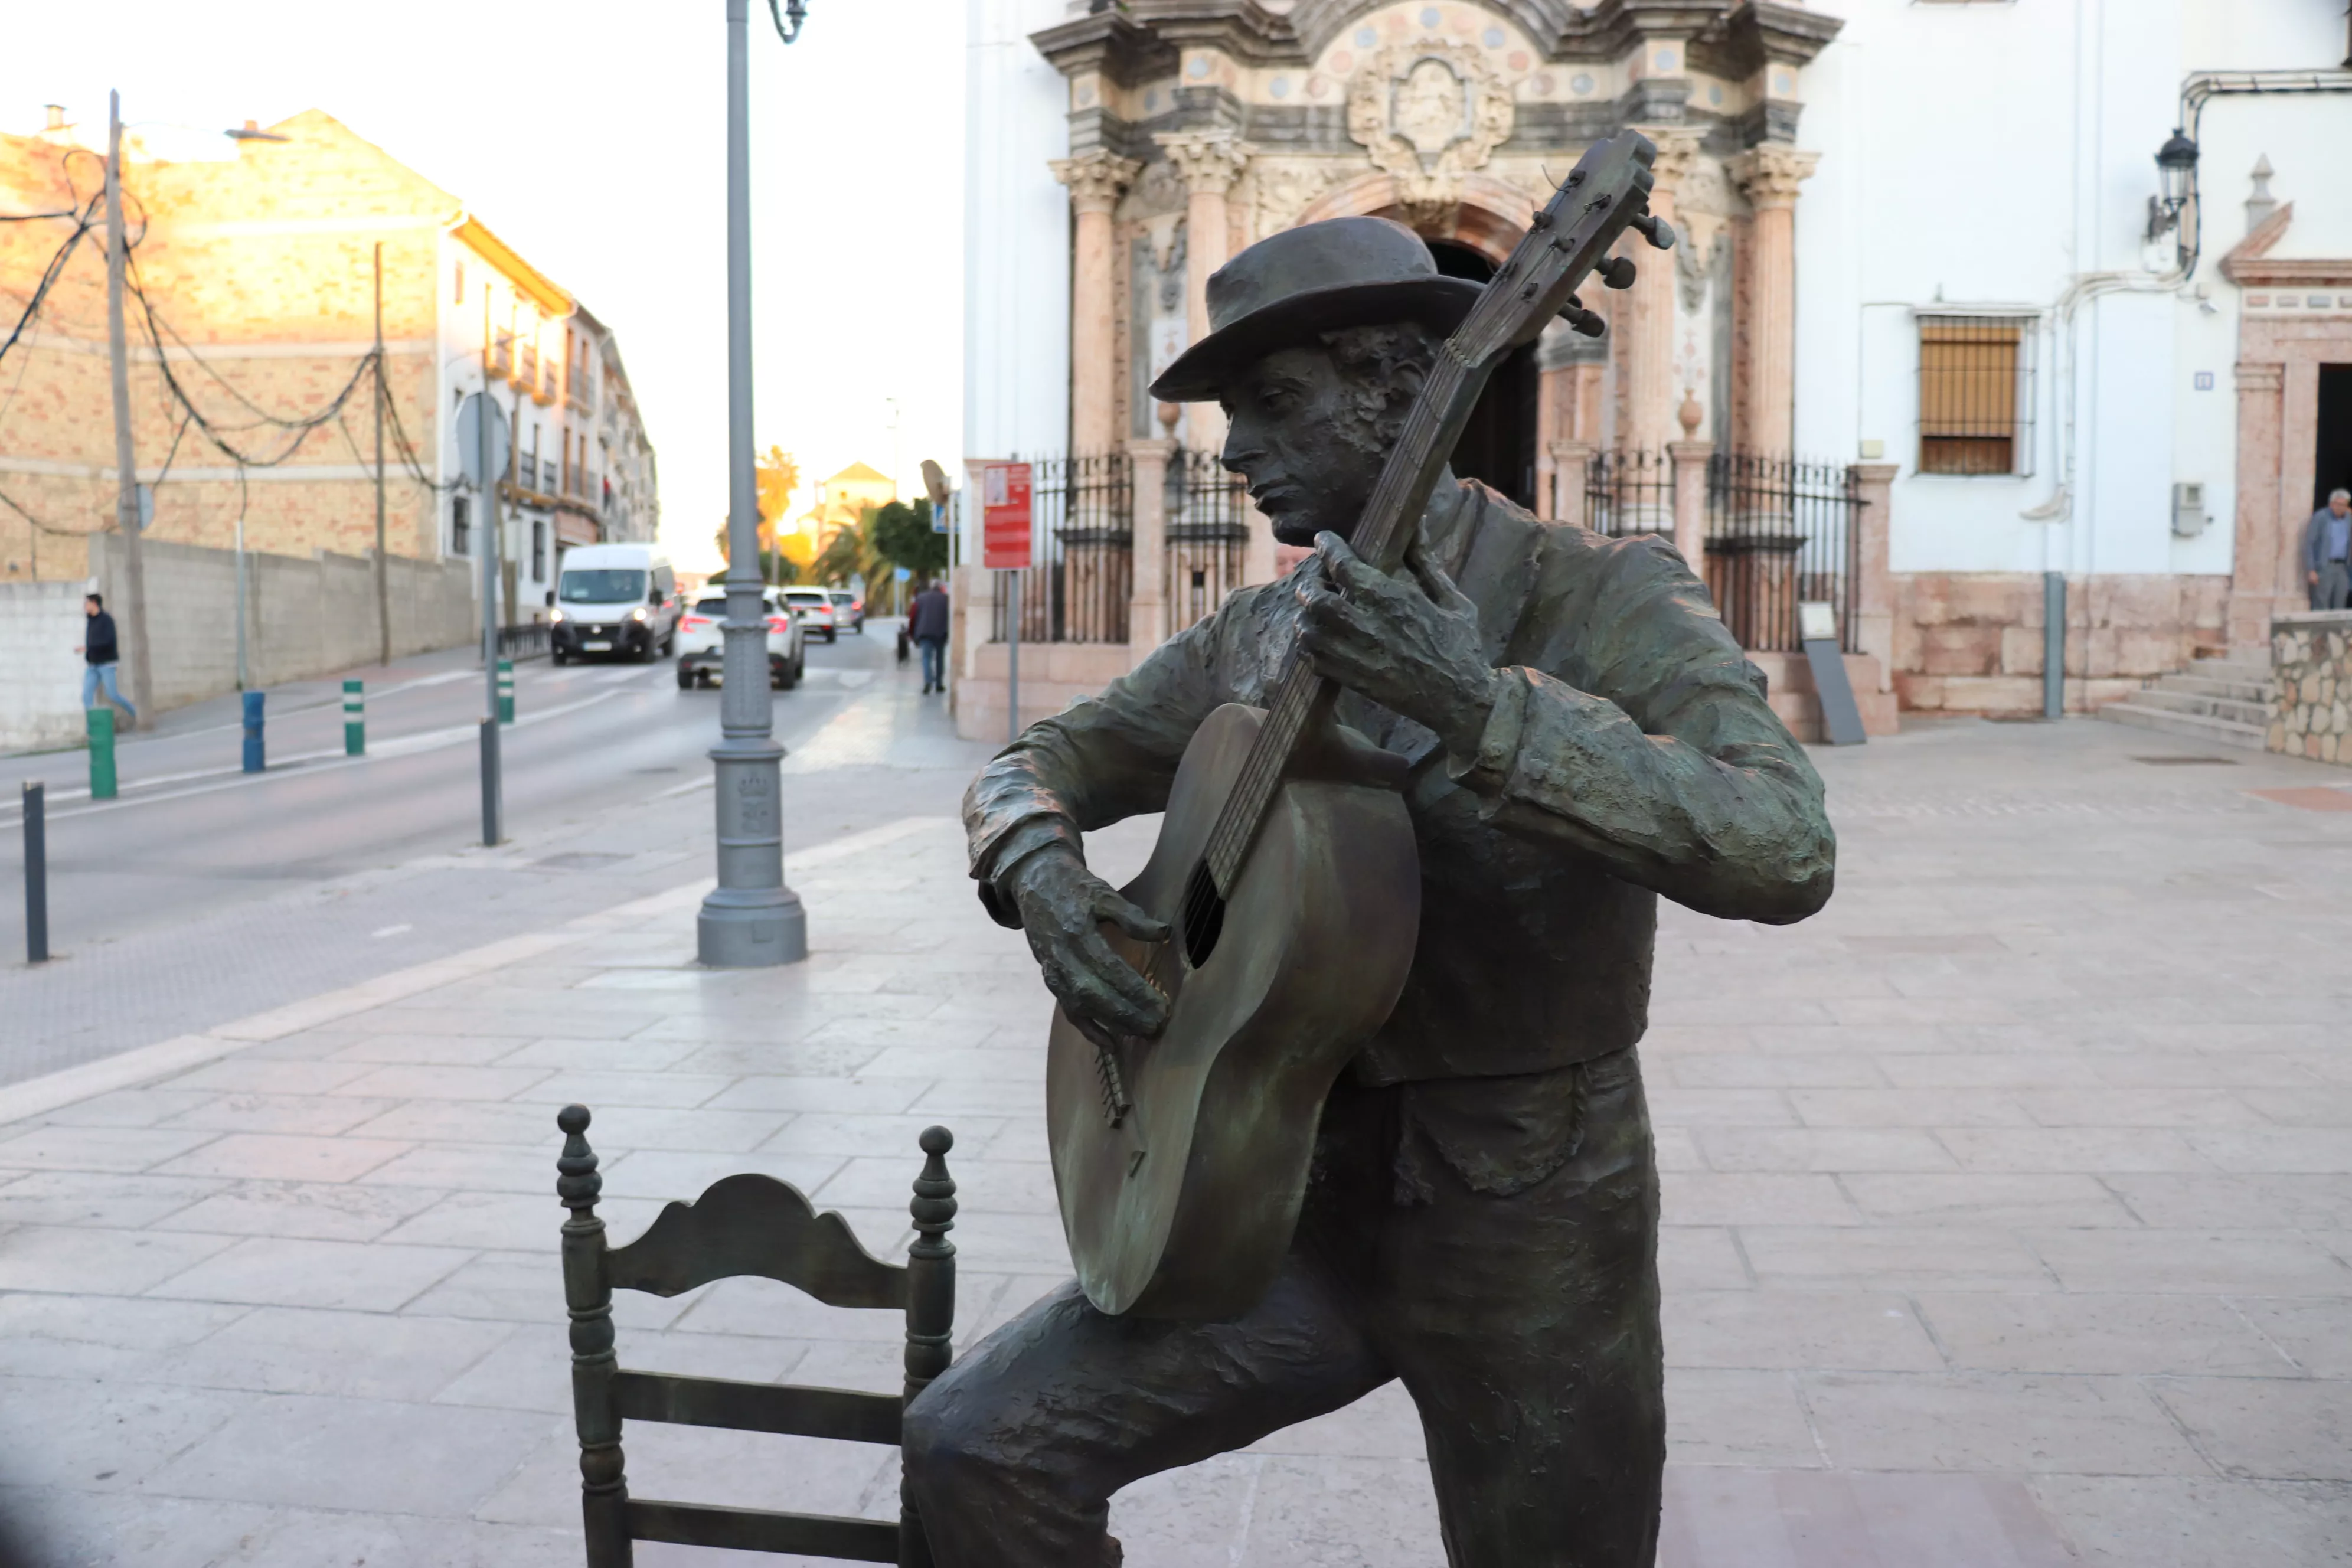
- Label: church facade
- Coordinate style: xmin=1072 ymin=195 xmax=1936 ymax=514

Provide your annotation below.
xmin=959 ymin=0 xmax=2352 ymax=731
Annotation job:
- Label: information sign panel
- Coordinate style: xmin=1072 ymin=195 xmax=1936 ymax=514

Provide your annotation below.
xmin=980 ymin=462 xmax=1033 ymax=571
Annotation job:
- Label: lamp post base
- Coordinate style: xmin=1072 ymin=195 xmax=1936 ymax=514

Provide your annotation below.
xmin=697 ymin=886 xmax=808 ymax=968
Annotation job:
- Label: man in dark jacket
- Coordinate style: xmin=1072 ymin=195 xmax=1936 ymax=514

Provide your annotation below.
xmin=903 ymin=218 xmax=1835 ymax=1566
xmin=76 ymin=593 xmax=136 ymax=730
xmin=908 ymin=577 xmax=952 ymax=693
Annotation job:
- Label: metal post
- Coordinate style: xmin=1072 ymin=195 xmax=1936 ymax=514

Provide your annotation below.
xmin=1006 ymin=568 xmax=1020 ymax=744
xmin=22 ymin=782 xmax=48 ymax=965
xmin=87 ymin=708 xmax=117 ymax=799
xmin=480 ymin=388 xmax=504 ymax=847
xmin=105 ymin=92 xmax=152 ymax=725
xmin=234 ymin=502 xmax=249 ymax=690
xmin=343 ymin=679 xmax=365 ymax=756
xmin=2043 ymin=570 xmax=2066 ymax=721
xmin=241 ymin=690 xmax=265 ymax=773
xmin=374 ymin=241 xmax=391 ymax=668
xmin=498 ymin=658 xmax=515 ymax=724
xmin=698 ymin=0 xmax=806 ymax=968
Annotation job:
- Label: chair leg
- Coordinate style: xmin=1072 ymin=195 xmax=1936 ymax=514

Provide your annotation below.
xmin=560 ymin=1106 xmax=633 ymax=1567
xmin=901 ymin=1126 xmax=957 ymax=1568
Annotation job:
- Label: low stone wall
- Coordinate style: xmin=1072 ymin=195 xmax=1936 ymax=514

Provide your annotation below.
xmin=2269 ymin=609 xmax=2352 ymax=766
xmin=0 ymin=536 xmax=476 ymax=754
xmin=1892 ymin=571 xmax=2230 ymax=716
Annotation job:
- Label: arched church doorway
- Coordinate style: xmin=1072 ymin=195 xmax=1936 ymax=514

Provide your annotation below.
xmin=1426 ymin=239 xmax=1538 ymax=511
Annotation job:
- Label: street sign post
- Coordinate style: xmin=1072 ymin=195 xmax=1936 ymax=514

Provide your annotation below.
xmin=979 ymin=462 xmax=1033 ymax=743
xmin=458 ymin=390 xmax=509 ymax=845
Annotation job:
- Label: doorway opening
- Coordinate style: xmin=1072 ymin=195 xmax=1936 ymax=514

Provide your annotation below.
xmin=2315 ymin=364 xmax=2352 ymax=510
xmin=1425 ymin=240 xmax=1538 ymax=511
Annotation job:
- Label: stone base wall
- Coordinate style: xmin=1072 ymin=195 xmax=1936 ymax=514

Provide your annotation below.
xmin=2269 ymin=610 xmax=2352 ymax=766
xmin=1892 ymin=572 xmax=2230 ymax=716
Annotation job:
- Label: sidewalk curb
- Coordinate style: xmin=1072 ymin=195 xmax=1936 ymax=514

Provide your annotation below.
xmin=0 ymin=815 xmax=953 ymax=1129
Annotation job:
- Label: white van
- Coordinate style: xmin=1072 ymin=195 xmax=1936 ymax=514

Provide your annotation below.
xmin=549 ymin=544 xmax=679 ymax=664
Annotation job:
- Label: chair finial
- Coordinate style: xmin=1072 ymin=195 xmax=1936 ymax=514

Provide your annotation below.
xmin=557 ymin=1104 xmax=603 ymax=1212
xmin=910 ymin=1126 xmax=956 ymax=1242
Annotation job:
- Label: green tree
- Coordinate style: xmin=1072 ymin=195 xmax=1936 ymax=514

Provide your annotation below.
xmin=870 ymin=498 xmax=948 ymax=581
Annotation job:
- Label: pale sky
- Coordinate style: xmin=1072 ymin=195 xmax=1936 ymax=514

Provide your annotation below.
xmin=1 ymin=1 xmax=966 ymax=571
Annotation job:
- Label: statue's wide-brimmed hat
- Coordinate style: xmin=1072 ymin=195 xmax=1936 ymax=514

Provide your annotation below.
xmin=1149 ymin=217 xmax=1481 ymax=403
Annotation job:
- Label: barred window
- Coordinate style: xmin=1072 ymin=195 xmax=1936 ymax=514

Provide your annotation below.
xmin=1918 ymin=315 xmax=2035 ymax=475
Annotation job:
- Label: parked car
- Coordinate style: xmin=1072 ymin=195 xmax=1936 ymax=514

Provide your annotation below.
xmin=550 ymin=543 xmax=679 ymax=664
xmin=782 ymin=587 xmax=838 ymax=642
xmin=829 ymin=589 xmax=865 ymax=633
xmin=674 ymin=588 xmax=806 ymax=690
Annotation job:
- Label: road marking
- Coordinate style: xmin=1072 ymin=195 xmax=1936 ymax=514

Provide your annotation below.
xmin=370 ymin=923 xmax=414 ymax=938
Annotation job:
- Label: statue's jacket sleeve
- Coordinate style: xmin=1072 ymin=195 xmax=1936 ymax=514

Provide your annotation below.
xmin=962 ymin=481 xmax=1835 ymax=1085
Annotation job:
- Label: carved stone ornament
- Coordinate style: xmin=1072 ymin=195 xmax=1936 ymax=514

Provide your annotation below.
xmin=1347 ymin=40 xmax=1514 ymax=222
xmin=1729 ymin=145 xmax=1821 ymax=211
xmin=1156 ymin=130 xmax=1255 ymax=198
xmin=1053 ymin=151 xmax=1143 ymax=215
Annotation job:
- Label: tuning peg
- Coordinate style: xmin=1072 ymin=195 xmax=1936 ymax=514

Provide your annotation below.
xmin=1631 ymin=213 xmax=1677 ymax=251
xmin=1597 ymin=256 xmax=1636 ymax=290
xmin=1560 ymin=303 xmax=1606 ymax=338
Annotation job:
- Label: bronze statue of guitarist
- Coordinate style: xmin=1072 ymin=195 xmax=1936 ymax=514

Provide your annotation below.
xmin=906 ymin=214 xmax=1836 ymax=1566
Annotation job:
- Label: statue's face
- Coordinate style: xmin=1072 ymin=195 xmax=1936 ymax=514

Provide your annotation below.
xmin=1219 ymin=344 xmax=1384 ymax=547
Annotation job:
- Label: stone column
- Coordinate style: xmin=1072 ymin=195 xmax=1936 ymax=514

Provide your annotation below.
xmin=1549 ymin=440 xmax=1595 ymax=528
xmin=1618 ymin=130 xmax=1702 ymax=459
xmin=1849 ymin=462 xmax=1899 ymax=692
xmin=1669 ymin=439 xmax=1714 ymax=570
xmin=2229 ymin=362 xmax=2286 ymax=646
xmin=1729 ymin=146 xmax=1820 ymax=459
xmin=1126 ymin=437 xmax=1175 ymax=655
xmin=1157 ymin=131 xmax=1270 ymax=582
xmin=1050 ymin=151 xmax=1141 ymax=458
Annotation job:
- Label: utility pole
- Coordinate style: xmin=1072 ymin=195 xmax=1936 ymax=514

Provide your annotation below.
xmin=374 ymin=242 xmax=390 ymax=668
xmin=105 ymin=91 xmax=152 ymax=723
xmin=698 ymin=0 xmax=808 ymax=968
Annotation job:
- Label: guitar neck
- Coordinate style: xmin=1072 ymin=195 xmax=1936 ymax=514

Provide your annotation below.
xmin=1201 ymin=343 xmax=1495 ymax=891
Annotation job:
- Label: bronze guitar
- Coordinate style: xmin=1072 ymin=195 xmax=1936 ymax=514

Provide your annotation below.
xmin=1047 ymin=132 xmax=1676 ymax=1319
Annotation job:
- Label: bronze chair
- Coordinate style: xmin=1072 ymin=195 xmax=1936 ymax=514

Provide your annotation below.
xmin=554 ymin=1105 xmax=956 ymax=1567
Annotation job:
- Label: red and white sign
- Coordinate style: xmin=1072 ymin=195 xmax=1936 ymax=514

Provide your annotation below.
xmin=979 ymin=461 xmax=1033 ymax=571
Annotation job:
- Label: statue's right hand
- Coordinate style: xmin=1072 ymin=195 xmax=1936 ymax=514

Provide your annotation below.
xmin=1002 ymin=846 xmax=1171 ymax=1040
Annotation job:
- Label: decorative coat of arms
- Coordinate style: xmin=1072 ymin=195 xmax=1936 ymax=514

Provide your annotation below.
xmin=1346 ymin=41 xmax=1514 ymax=220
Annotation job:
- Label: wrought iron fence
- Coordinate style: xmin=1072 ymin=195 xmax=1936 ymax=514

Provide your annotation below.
xmin=1582 ymin=449 xmax=1673 ymax=538
xmin=498 ymin=622 xmax=551 ymax=660
xmin=991 ymin=452 xmax=1133 ymax=645
xmin=1169 ymin=449 xmax=1250 ymax=631
xmin=1703 ymin=453 xmax=1858 ymax=653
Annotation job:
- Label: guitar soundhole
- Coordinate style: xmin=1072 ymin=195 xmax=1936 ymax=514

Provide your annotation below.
xmin=1180 ymin=860 xmax=1225 ymax=969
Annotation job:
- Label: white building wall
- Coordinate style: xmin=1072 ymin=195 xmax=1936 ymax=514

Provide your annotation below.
xmin=962 ymin=0 xmax=1074 ymax=557
xmin=1798 ymin=0 xmax=2352 ymax=586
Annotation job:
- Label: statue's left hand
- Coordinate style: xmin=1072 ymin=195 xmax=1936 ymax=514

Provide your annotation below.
xmin=1297 ymin=530 xmax=1498 ymax=756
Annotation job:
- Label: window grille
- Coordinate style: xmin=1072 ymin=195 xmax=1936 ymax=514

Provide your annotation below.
xmin=452 ymin=495 xmax=471 ymax=557
xmin=531 ymin=519 xmax=547 ymax=579
xmin=1917 ymin=315 xmax=2035 ymax=476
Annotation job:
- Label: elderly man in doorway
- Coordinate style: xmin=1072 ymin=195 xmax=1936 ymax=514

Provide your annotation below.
xmin=2308 ymin=488 xmax=2352 ymax=612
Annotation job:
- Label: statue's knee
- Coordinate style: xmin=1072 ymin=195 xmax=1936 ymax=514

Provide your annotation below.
xmin=901 ymin=1387 xmax=988 ymax=1500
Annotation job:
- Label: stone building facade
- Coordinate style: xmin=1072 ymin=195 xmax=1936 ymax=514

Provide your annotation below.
xmin=0 ymin=107 xmax=657 ymax=628
xmin=963 ymin=0 xmax=2352 ymax=723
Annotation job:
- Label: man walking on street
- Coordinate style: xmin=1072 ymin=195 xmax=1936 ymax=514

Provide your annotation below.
xmin=909 ymin=576 xmax=950 ymax=694
xmin=76 ymin=592 xmax=137 ymax=730
xmin=2307 ymin=488 xmax=2352 ymax=611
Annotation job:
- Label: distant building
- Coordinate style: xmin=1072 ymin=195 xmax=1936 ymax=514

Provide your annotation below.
xmin=786 ymin=461 xmax=896 ymax=563
xmin=0 ymin=106 xmax=659 ymax=626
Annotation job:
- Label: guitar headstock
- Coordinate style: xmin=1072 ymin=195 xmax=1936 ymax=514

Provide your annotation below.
xmin=1449 ymin=130 xmax=1677 ymax=366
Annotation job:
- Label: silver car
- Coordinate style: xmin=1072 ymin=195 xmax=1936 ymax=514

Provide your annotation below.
xmin=674 ymin=589 xmax=807 ymax=690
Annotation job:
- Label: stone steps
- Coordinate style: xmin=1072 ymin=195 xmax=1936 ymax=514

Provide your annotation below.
xmin=2095 ymin=648 xmax=2273 ymax=750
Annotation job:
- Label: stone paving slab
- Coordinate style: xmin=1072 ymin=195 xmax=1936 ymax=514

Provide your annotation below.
xmin=0 ymin=718 xmax=2346 ymax=1562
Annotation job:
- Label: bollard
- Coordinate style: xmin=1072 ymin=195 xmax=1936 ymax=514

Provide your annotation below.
xmin=497 ymin=658 xmax=515 ymax=725
xmin=343 ymin=679 xmax=365 ymax=756
xmin=22 ymin=781 xmax=47 ymax=965
xmin=242 ymin=690 xmax=266 ymax=773
xmin=86 ymin=707 xmax=117 ymax=799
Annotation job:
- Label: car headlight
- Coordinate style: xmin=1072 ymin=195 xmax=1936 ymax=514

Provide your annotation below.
xmin=550 ymin=609 xmax=565 ymax=623
xmin=631 ymin=606 xmax=648 ymax=623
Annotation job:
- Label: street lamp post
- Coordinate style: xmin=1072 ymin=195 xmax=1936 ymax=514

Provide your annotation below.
xmin=698 ymin=0 xmax=809 ymax=967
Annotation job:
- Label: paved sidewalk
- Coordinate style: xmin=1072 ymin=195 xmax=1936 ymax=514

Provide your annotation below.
xmin=0 ymin=716 xmax=2346 ymax=1564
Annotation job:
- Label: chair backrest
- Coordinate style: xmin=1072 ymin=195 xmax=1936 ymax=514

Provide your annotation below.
xmin=555 ymin=1105 xmax=956 ymax=1568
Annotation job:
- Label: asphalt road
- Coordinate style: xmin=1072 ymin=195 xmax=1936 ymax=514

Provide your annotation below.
xmin=0 ymin=621 xmax=904 ymax=972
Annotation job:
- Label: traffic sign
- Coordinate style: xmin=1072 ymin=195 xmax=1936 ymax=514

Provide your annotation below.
xmin=456 ymin=393 xmax=512 ymax=489
xmin=979 ymin=461 xmax=1032 ymax=570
